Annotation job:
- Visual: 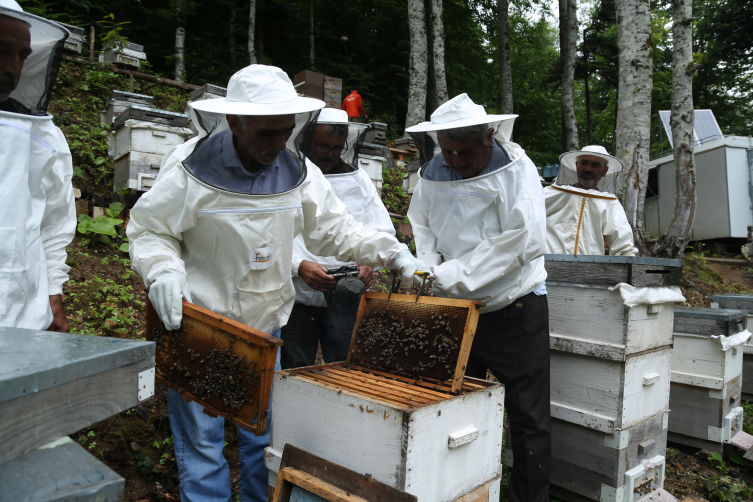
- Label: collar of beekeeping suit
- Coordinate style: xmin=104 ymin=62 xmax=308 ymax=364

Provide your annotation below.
xmin=404 ymin=93 xmax=518 ymax=167
xmin=555 ymin=145 xmax=624 ymax=194
xmin=0 ymin=0 xmax=69 ymax=115
xmin=190 ymin=65 xmax=325 ymax=116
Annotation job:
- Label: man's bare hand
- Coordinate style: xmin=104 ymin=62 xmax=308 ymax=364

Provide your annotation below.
xmin=299 ymin=261 xmax=336 ymax=292
xmin=356 ymin=263 xmax=374 ymax=289
xmin=47 ymin=294 xmax=70 ymax=332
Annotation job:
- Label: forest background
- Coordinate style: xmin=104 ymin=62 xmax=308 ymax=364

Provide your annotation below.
xmin=20 ymin=0 xmax=752 ymax=168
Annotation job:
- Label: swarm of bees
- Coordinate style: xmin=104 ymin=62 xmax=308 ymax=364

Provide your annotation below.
xmin=353 ymin=308 xmax=460 ymax=378
xmin=190 ymin=347 xmax=259 ymax=411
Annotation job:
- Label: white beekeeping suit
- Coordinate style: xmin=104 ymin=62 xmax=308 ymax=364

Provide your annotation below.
xmin=292 ymin=109 xmax=395 ymax=307
xmin=545 ymin=145 xmax=637 ymax=256
xmin=0 ymin=0 xmax=76 ymax=330
xmin=127 ymin=66 xmax=418 ymax=335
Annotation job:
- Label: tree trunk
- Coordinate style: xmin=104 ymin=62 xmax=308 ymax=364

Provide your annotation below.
xmin=614 ymin=0 xmax=653 ymax=255
xmin=651 ymin=0 xmax=695 ymax=258
xmin=309 ymin=0 xmax=315 ymax=68
xmin=497 ymin=0 xmax=513 ymax=114
xmin=248 ymin=0 xmax=257 ymax=64
xmin=559 ymin=0 xmax=578 ymax=151
xmin=584 ymin=68 xmax=593 ymax=144
xmin=405 ymin=0 xmax=428 ymax=131
xmin=430 ymin=0 xmax=449 ymax=106
xmin=175 ymin=1 xmax=186 ymax=82
xmin=229 ymin=0 xmax=236 ymax=68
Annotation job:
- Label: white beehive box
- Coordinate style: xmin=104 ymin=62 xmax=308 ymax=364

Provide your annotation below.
xmin=102 ymin=90 xmax=156 ymax=126
xmin=508 ymin=412 xmax=669 ymax=502
xmin=103 ymin=41 xmax=146 ymax=70
xmin=266 ymin=363 xmax=504 ymax=502
xmin=57 ymin=22 xmax=86 ymax=54
xmin=358 ymin=154 xmax=384 ymax=193
xmin=186 ymin=84 xmax=227 ymax=137
xmin=711 ymin=294 xmax=753 ymax=401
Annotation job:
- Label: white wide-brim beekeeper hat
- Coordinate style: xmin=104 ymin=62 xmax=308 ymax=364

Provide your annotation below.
xmin=190 ymin=65 xmax=325 ymax=116
xmin=0 ymin=0 xmax=69 ymax=115
xmin=556 ymin=145 xmax=624 ymax=193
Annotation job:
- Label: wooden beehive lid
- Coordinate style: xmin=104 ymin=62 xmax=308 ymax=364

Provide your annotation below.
xmin=674 ymin=306 xmax=747 ymax=337
xmin=112 ymin=105 xmax=189 ymax=130
xmin=712 ymin=294 xmax=753 ymax=313
xmin=346 ymin=292 xmax=483 ymax=393
xmin=106 ymin=90 xmax=155 ymax=109
xmin=544 ymin=254 xmax=682 ymax=287
xmin=56 ymin=22 xmax=85 ymax=37
xmin=0 ymin=326 xmax=154 ymax=404
xmin=190 ymin=83 xmax=227 ymax=101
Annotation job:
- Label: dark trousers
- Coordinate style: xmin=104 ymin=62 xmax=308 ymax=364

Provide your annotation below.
xmin=465 ymin=292 xmax=551 ymax=502
xmin=280 ymin=303 xmax=356 ymax=369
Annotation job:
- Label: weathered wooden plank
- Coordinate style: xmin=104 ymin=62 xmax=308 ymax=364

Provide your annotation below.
xmin=544 ymin=255 xmax=682 ymax=287
xmin=711 ymin=294 xmax=753 ymax=314
xmin=671 ymin=332 xmax=743 ymax=385
xmin=631 ymin=264 xmax=682 ymax=287
xmin=0 ymin=358 xmax=154 ymax=465
xmin=0 ymin=437 xmax=124 ymax=502
xmin=673 ymin=307 xmax=746 ymax=337
xmin=547 ymin=284 xmax=627 ymax=346
xmin=550 ymin=334 xmax=626 ymax=361
xmin=112 ymin=104 xmax=189 ymax=130
xmin=544 ymin=261 xmax=628 ymax=286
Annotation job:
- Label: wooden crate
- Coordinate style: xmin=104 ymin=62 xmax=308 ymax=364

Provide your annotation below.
xmin=506 ymin=413 xmax=669 ymax=502
xmin=324 ymin=75 xmax=342 ymax=91
xmin=668 ymin=379 xmax=745 ymax=452
xmin=0 ymin=327 xmax=155 ymax=465
xmin=294 ymin=70 xmax=324 ymax=99
xmin=545 ymin=254 xmax=681 ymax=357
xmin=0 ymin=437 xmax=124 ymax=501
xmin=551 ymin=346 xmax=671 ymax=432
xmin=671 ymin=307 xmax=746 ymax=389
xmin=113 ymin=105 xmax=189 ymax=130
xmin=267 ymin=363 xmax=504 ymax=502
xmin=146 ymin=299 xmax=282 ymax=435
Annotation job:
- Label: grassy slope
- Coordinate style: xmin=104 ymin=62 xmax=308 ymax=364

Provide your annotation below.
xmin=52 ymin=59 xmax=753 ymax=501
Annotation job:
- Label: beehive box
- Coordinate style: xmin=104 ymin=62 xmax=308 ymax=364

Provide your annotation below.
xmin=711 ymin=294 xmax=753 ymax=401
xmin=103 ymin=41 xmax=147 ymax=70
xmin=57 ymin=22 xmax=86 ymax=54
xmin=545 ymin=255 xmax=681 ymax=357
xmin=102 ymin=90 xmax=155 ymax=126
xmin=507 ymin=412 xmax=669 ymax=502
xmin=190 ymin=83 xmax=227 ymax=102
xmin=146 ymin=299 xmax=282 ymax=435
xmin=266 ymin=292 xmax=502 ymax=501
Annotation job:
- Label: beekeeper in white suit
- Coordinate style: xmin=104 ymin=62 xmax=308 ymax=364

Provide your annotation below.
xmin=0 ymin=0 xmax=75 ymax=332
xmin=545 ymin=145 xmax=637 ymax=256
xmin=281 ymin=108 xmax=394 ymax=369
xmin=406 ymin=93 xmax=550 ymax=502
xmin=127 ymin=65 xmax=425 ymax=502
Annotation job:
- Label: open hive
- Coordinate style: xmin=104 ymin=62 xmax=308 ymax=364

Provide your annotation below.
xmin=146 ymin=299 xmax=282 ymax=435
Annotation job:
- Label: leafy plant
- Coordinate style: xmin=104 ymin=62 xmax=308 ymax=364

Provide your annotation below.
xmin=99 ymin=13 xmax=131 ymax=52
xmin=707 ymin=451 xmax=728 ymax=473
xmin=77 ymin=202 xmax=129 ymax=251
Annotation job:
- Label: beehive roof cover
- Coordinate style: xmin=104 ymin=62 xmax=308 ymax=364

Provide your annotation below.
xmin=674 ymin=306 xmax=747 ymax=321
xmin=56 ymin=22 xmax=85 ymax=36
xmin=544 ymin=254 xmax=682 ymax=267
xmin=107 ymin=90 xmax=155 ymax=107
xmin=190 ymin=83 xmax=227 ymax=101
xmin=712 ymin=294 xmax=753 ymax=303
xmin=0 ymin=327 xmax=154 ymax=404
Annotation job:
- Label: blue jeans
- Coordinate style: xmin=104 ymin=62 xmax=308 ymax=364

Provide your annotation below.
xmin=168 ymin=330 xmax=282 ymax=502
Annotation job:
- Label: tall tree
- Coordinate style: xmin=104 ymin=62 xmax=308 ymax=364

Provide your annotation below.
xmin=559 ymin=0 xmax=578 ymax=151
xmin=405 ymin=0 xmax=428 ymax=130
xmin=652 ymin=0 xmax=695 ymax=258
xmin=430 ymin=0 xmax=449 ymax=105
xmin=309 ymin=0 xmax=315 ymax=68
xmin=248 ymin=0 xmax=257 ymax=64
xmin=614 ymin=0 xmax=653 ymax=255
xmin=174 ymin=0 xmax=186 ymax=82
xmin=497 ymin=0 xmax=513 ymax=114
xmin=228 ymin=0 xmax=237 ymax=68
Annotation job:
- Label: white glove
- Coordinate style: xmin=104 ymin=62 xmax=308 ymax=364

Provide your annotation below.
xmin=149 ymin=270 xmax=189 ymax=330
xmin=392 ymin=249 xmax=430 ymax=288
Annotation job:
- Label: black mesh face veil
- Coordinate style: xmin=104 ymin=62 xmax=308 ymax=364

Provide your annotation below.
xmin=0 ymin=5 xmax=69 ymax=115
xmin=295 ymin=111 xmax=368 ymax=171
xmin=554 ymin=148 xmax=623 ymax=194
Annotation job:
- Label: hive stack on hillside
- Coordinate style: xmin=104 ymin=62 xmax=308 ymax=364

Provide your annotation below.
xmin=711 ymin=294 xmax=753 ymax=401
xmin=510 ymin=255 xmax=683 ymax=502
xmin=668 ymin=307 xmax=748 ymax=452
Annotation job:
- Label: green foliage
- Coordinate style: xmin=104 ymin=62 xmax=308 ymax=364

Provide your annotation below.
xmin=381 ymin=165 xmax=410 ymax=215
xmin=99 ymin=13 xmax=131 ymax=50
xmin=707 ymin=451 xmax=727 ymax=473
xmin=77 ymin=203 xmax=126 ymax=247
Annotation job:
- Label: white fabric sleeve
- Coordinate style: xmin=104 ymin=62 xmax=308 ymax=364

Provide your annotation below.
xmin=605 ymin=201 xmax=638 ymax=256
xmin=291 ymin=237 xmax=309 ymax=277
xmin=126 ymin=150 xmax=194 ymax=287
xmin=299 ymin=168 xmax=407 ymax=268
xmin=362 ymin=175 xmax=396 ymax=236
xmin=40 ymin=128 xmax=76 ymax=296
xmin=407 ymin=180 xmax=444 ymax=268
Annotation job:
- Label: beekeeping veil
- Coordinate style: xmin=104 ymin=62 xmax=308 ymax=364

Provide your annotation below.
xmin=555 ymin=145 xmax=624 ymax=194
xmin=0 ymin=0 xmax=68 ymax=115
xmin=183 ymin=64 xmax=325 ymax=192
xmin=405 ymin=93 xmax=517 ymax=169
xmin=296 ymin=107 xmax=369 ymax=172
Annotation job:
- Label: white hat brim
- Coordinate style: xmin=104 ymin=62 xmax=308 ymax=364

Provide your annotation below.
xmin=559 ymin=150 xmax=624 ymax=174
xmin=405 ymin=113 xmax=518 ymax=133
xmin=190 ymin=95 xmax=325 ymax=115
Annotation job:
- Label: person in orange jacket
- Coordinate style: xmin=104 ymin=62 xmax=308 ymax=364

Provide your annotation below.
xmin=341 ymin=86 xmax=368 ymax=122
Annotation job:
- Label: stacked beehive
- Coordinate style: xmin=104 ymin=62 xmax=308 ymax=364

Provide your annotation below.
xmin=57 ymin=22 xmax=86 ymax=55
xmin=110 ymin=105 xmax=191 ymax=192
xmin=101 ymin=90 xmax=156 ymax=126
xmin=711 ymin=294 xmax=753 ymax=401
xmin=668 ymin=307 xmax=748 ymax=452
xmin=185 ymin=83 xmax=227 ymax=137
xmin=514 ymin=255 xmax=683 ymax=502
xmin=103 ymin=41 xmax=147 ymax=70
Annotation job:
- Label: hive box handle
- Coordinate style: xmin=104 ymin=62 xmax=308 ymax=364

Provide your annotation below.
xmin=448 ymin=425 xmax=479 ymax=448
